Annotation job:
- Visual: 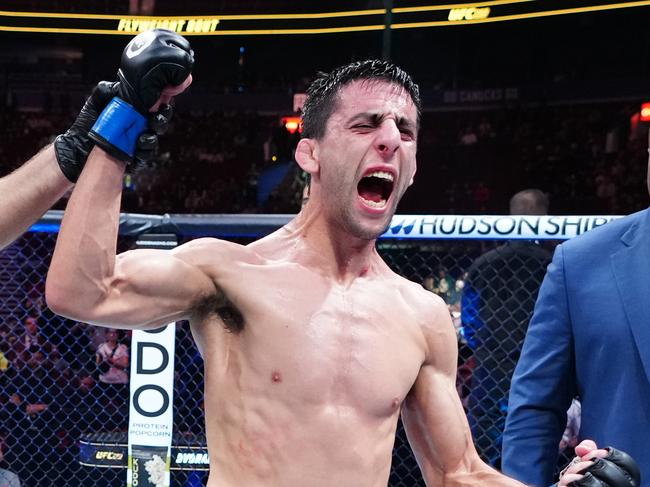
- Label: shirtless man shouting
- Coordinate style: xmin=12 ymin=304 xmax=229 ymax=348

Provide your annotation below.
xmin=46 ymin=32 xmax=637 ymax=487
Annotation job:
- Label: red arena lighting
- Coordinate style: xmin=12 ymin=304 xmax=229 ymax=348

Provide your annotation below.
xmin=641 ymin=102 xmax=650 ymax=122
xmin=282 ymin=116 xmax=302 ymax=134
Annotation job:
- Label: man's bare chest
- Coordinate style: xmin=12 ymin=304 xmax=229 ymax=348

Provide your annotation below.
xmin=201 ymin=263 xmax=426 ymax=416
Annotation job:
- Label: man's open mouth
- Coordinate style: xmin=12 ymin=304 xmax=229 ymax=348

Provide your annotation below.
xmin=357 ymin=171 xmax=395 ymax=209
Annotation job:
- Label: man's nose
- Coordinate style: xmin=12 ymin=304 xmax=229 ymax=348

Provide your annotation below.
xmin=374 ymin=120 xmax=401 ymax=158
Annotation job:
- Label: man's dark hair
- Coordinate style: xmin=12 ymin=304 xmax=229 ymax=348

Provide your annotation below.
xmin=301 ymin=59 xmax=421 ymax=140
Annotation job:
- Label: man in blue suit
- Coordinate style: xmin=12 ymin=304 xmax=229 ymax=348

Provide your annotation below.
xmin=502 ymin=151 xmax=650 ymax=486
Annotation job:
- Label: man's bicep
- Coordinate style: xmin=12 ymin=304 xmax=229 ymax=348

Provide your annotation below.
xmin=84 ymin=247 xmax=216 ymax=328
xmin=402 ymin=363 xmax=481 ymax=485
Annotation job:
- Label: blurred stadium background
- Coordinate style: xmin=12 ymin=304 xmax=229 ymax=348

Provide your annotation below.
xmin=1 ymin=1 xmax=649 ymax=486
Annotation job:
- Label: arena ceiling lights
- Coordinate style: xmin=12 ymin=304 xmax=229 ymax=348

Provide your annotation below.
xmin=1 ymin=0 xmax=649 ymax=36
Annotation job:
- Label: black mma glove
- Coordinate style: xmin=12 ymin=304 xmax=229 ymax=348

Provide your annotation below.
xmin=88 ymin=29 xmax=194 ymax=163
xmin=54 ymin=82 xmax=165 ymax=181
xmin=116 ymin=29 xmax=194 ymax=113
xmin=568 ymin=447 xmax=641 ymax=487
xmin=54 ymin=81 xmax=114 ymax=182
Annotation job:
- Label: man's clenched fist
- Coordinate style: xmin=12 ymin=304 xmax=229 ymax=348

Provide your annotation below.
xmin=89 ymin=29 xmax=194 ymax=163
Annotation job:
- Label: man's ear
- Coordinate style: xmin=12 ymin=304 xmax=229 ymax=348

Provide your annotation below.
xmin=295 ymin=138 xmax=319 ymax=175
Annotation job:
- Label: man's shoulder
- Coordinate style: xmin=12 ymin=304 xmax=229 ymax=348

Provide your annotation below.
xmin=176 ymin=236 xmax=247 ymax=253
xmin=172 ymin=237 xmax=260 ymax=266
xmin=395 ymin=281 xmax=458 ymax=360
xmin=388 ymin=272 xmax=448 ymax=315
xmin=562 ymin=209 xmax=649 ymax=253
xmin=387 ymin=270 xmax=426 ymax=293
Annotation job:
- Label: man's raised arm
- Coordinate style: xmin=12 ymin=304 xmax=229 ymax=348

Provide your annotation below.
xmin=45 ymin=29 xmax=207 ymax=330
xmin=46 ymin=147 xmax=215 ymax=329
xmin=0 ymin=146 xmax=71 ymax=250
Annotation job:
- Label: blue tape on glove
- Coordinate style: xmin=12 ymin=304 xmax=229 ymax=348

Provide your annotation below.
xmin=90 ymin=97 xmax=147 ymax=160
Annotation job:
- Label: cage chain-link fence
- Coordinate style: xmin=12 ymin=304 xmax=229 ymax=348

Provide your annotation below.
xmin=0 ymin=231 xmax=574 ymax=486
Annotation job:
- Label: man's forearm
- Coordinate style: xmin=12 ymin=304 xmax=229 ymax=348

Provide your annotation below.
xmin=0 ymin=145 xmax=72 ymax=250
xmin=443 ymin=465 xmax=528 ymax=487
xmin=46 ymin=146 xmax=125 ymax=318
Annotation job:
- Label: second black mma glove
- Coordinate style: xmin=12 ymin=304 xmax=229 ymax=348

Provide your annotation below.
xmin=54 ymin=81 xmax=114 ymax=182
xmin=568 ymin=447 xmax=641 ymax=487
xmin=54 ymin=81 xmax=166 ymax=181
xmin=89 ymin=29 xmax=194 ymax=163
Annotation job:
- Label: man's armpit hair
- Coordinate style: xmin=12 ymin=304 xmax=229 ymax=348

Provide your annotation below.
xmin=193 ymin=291 xmax=245 ymax=334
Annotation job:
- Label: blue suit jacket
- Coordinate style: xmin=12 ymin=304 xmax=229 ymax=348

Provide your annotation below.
xmin=502 ymin=208 xmax=650 ymax=487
